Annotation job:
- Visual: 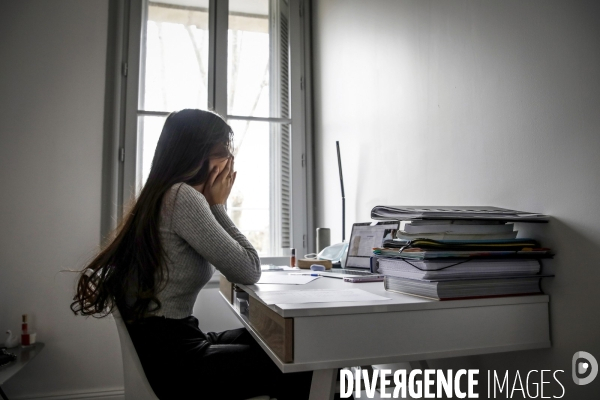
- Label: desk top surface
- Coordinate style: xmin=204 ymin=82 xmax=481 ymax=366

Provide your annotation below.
xmin=237 ymin=272 xmax=549 ymax=318
xmin=0 ymin=342 xmax=44 ymax=385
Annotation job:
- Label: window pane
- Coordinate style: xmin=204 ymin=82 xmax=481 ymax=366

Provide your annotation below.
xmin=228 ymin=0 xmax=290 ymax=119
xmin=228 ymin=120 xmax=272 ymax=255
xmin=137 ymin=115 xmax=167 ymax=188
xmin=141 ymin=1 xmax=209 ymax=112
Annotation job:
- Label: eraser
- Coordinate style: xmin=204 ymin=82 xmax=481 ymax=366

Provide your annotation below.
xmin=310 ymin=264 xmax=326 ymax=271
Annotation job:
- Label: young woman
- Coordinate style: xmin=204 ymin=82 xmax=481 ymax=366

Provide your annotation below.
xmin=72 ymin=109 xmax=312 ymax=399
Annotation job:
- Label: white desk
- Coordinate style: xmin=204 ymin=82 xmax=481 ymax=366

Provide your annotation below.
xmin=219 ymin=274 xmax=550 ymax=399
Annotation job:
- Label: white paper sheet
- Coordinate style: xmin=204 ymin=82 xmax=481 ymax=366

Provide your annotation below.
xmin=261 ymin=265 xmax=299 ymax=272
xmin=255 ymin=288 xmax=391 ymax=305
xmin=256 ymin=275 xmax=320 ymax=285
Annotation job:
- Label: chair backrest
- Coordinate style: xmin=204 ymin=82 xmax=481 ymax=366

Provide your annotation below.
xmin=112 ymin=309 xmax=160 ymax=400
xmin=113 ymin=310 xmax=273 ymax=400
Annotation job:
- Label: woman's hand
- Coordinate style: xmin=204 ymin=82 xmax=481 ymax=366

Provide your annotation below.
xmin=202 ymin=157 xmax=236 ymax=206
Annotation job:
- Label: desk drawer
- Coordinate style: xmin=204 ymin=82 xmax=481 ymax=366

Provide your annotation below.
xmin=219 ymin=276 xmax=294 ymax=363
xmin=219 ymin=275 xmax=234 ymax=303
xmin=248 ymin=296 xmax=294 ymax=363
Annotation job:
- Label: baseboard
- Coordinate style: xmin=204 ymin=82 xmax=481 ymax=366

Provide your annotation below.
xmin=9 ymin=389 xmax=124 ymax=400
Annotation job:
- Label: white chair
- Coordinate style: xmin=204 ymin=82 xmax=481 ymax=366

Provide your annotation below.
xmin=113 ymin=308 xmax=160 ymax=400
xmin=113 ymin=309 xmax=274 ymax=400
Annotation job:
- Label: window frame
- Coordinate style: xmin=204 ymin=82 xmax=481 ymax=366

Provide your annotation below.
xmin=103 ymin=0 xmax=314 ymax=255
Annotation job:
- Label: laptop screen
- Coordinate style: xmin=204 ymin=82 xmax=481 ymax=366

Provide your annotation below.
xmin=345 ymin=221 xmax=399 ymax=269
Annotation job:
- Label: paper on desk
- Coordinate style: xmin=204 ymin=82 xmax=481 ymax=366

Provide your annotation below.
xmin=261 ymin=265 xmax=299 ymax=271
xmin=255 ymin=288 xmax=391 ymax=305
xmin=256 ymin=275 xmax=320 ymax=285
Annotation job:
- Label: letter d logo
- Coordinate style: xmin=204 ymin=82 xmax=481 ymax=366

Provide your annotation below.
xmin=572 ymin=351 xmax=598 ymax=385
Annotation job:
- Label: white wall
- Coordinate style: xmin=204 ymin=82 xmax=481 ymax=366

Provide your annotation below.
xmin=313 ymin=0 xmax=600 ymax=397
xmin=0 ymin=1 xmax=124 ymax=398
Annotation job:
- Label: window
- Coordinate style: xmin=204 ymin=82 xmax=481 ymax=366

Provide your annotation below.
xmin=113 ymin=0 xmax=311 ymax=256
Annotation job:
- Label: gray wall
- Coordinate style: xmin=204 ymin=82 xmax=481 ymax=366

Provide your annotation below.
xmin=0 ymin=1 xmax=124 ymax=398
xmin=312 ymin=0 xmax=600 ymax=397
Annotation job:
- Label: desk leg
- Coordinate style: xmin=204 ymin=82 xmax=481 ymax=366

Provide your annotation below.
xmin=309 ymin=368 xmax=337 ymax=400
xmin=0 ymin=386 xmax=9 ymax=400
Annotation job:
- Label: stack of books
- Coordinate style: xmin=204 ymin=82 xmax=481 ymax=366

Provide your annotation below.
xmin=370 ymin=206 xmax=553 ymax=300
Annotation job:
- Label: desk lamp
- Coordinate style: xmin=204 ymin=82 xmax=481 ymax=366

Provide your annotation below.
xmin=316 ymin=141 xmax=348 ymax=267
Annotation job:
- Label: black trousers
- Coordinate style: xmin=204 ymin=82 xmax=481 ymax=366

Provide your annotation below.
xmin=126 ymin=316 xmax=313 ymax=400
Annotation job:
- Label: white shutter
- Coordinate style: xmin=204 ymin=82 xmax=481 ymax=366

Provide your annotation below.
xmin=279 ymin=9 xmax=291 ymax=248
xmin=270 ymin=0 xmax=291 ymax=251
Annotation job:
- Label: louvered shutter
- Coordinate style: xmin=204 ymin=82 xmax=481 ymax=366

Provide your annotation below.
xmin=269 ymin=0 xmax=291 ymax=250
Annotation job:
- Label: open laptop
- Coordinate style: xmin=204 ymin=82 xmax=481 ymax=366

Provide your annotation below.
xmin=317 ymin=221 xmax=399 ymax=281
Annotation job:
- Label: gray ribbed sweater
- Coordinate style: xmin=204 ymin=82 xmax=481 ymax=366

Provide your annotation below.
xmin=150 ymin=182 xmax=261 ymax=319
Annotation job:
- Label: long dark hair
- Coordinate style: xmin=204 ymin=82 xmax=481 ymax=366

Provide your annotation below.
xmin=71 ymin=109 xmax=233 ymax=322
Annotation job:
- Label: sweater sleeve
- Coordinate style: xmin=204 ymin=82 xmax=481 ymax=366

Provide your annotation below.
xmin=169 ymin=183 xmax=261 ymax=284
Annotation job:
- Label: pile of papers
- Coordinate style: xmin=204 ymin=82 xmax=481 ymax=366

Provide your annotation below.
xmin=370 ymin=207 xmax=553 ymax=300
